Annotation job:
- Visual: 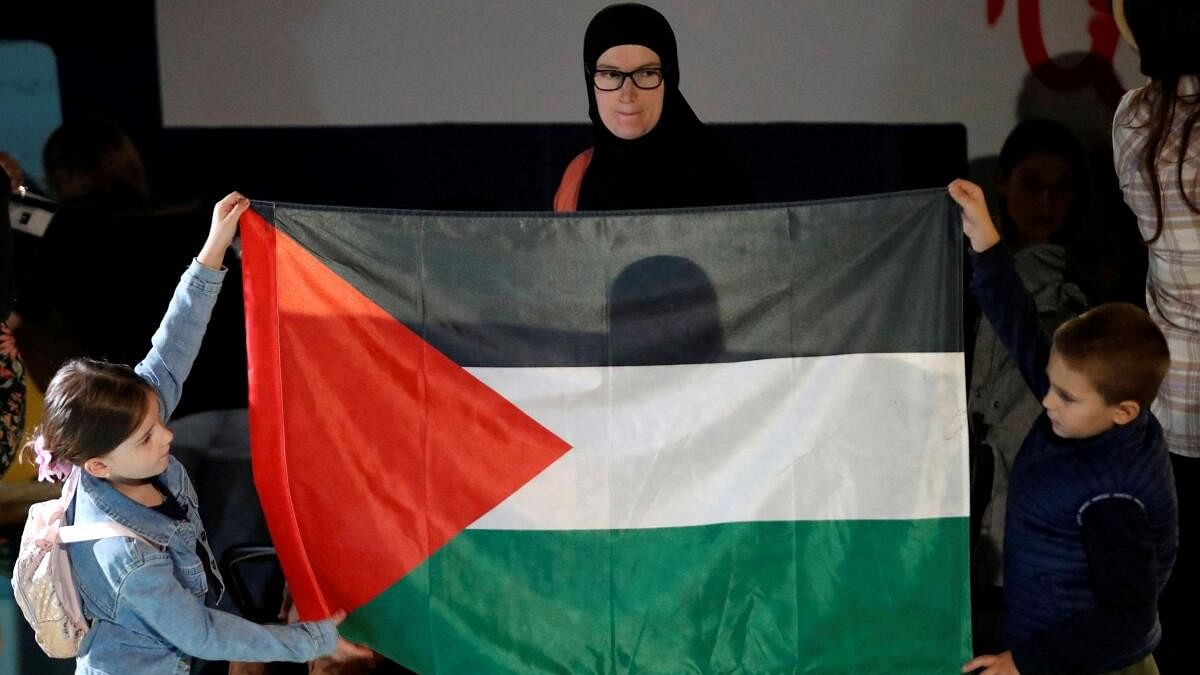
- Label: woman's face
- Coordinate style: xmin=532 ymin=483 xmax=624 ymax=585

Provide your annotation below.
xmin=594 ymin=44 xmax=665 ymax=140
xmin=996 ymin=152 xmax=1075 ymax=247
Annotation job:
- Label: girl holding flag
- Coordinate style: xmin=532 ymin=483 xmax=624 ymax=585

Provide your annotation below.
xmin=22 ymin=192 xmax=370 ymax=673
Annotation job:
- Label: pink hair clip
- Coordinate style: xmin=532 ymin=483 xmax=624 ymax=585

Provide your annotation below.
xmin=33 ymin=436 xmax=75 ymax=483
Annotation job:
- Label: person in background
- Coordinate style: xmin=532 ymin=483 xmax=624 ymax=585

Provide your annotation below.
xmin=1112 ymin=2 xmax=1200 ymax=673
xmin=968 ymin=119 xmax=1089 ymax=652
xmin=554 ymin=2 xmax=750 ymax=211
xmin=40 ymin=116 xmax=149 ymax=209
xmin=1 ymin=157 xmax=27 ymax=478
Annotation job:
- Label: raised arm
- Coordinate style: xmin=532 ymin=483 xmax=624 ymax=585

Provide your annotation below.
xmin=198 ymin=192 xmax=248 ymax=271
xmin=134 ymin=193 xmax=249 ymax=418
xmin=949 ymin=180 xmax=1052 ymax=399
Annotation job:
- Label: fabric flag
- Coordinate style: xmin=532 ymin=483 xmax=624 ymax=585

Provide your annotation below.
xmin=239 ymin=189 xmax=970 ymax=674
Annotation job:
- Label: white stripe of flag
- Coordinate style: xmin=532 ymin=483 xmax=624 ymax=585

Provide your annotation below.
xmin=467 ymin=352 xmax=968 ymax=531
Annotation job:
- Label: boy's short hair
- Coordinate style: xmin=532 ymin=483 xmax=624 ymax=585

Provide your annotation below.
xmin=1052 ymin=303 xmax=1170 ymax=408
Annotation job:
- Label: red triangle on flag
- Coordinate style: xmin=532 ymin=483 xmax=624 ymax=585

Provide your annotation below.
xmin=240 ymin=209 xmax=573 ymax=618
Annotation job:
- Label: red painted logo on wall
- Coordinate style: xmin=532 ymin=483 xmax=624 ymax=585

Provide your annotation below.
xmin=988 ymin=0 xmax=1123 ymax=100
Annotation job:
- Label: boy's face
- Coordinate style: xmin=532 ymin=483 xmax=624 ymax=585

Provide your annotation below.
xmin=1042 ymin=351 xmax=1125 ymax=439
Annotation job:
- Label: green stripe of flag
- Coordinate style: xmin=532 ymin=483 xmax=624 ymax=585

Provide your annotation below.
xmin=343 ymin=518 xmax=970 ymax=674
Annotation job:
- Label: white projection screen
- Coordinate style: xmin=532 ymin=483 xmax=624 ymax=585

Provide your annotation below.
xmin=156 ymin=0 xmax=1142 ymax=157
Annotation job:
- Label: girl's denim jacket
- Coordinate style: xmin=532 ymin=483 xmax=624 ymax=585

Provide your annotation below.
xmin=67 ymin=260 xmax=336 ymax=675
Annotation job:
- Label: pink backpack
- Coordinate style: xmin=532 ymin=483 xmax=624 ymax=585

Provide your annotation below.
xmin=10 ymin=468 xmax=150 ymax=658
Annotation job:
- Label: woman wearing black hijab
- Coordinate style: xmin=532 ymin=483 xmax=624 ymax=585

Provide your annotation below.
xmin=554 ymin=3 xmax=751 ymax=211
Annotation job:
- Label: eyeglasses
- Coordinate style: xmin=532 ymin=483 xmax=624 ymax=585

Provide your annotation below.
xmin=591 ymin=68 xmax=665 ymax=91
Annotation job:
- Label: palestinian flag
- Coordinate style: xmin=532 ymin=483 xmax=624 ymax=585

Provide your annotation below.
xmin=239 ymin=190 xmax=970 ymax=674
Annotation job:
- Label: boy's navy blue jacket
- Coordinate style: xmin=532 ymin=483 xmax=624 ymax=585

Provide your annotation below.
xmin=971 ymin=245 xmax=1177 ymax=675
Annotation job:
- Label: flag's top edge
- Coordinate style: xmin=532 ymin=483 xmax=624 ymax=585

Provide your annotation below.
xmin=251 ymin=186 xmax=947 ymax=220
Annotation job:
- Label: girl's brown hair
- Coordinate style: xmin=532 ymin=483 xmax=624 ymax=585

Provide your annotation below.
xmin=23 ymin=359 xmax=155 ymax=468
xmin=1120 ymin=0 xmax=1200 ymax=244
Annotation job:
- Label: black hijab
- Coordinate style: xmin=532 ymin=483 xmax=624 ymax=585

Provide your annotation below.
xmin=576 ymin=3 xmax=750 ymax=210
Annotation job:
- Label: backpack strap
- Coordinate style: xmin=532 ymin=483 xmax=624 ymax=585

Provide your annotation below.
xmin=54 ymin=468 xmax=158 ymax=548
xmin=57 ymin=521 xmax=152 ymax=546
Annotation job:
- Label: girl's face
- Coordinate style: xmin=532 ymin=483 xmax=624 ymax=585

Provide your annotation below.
xmin=996 ymin=152 xmax=1075 ymax=248
xmin=86 ymin=392 xmax=173 ymax=482
xmin=594 ymin=44 xmax=665 ymax=140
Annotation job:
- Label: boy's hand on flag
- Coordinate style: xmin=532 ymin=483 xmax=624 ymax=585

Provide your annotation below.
xmin=328 ymin=610 xmax=377 ymax=663
xmin=963 ymin=650 xmax=1020 ymax=675
xmin=948 ymin=179 xmax=1001 ymax=253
